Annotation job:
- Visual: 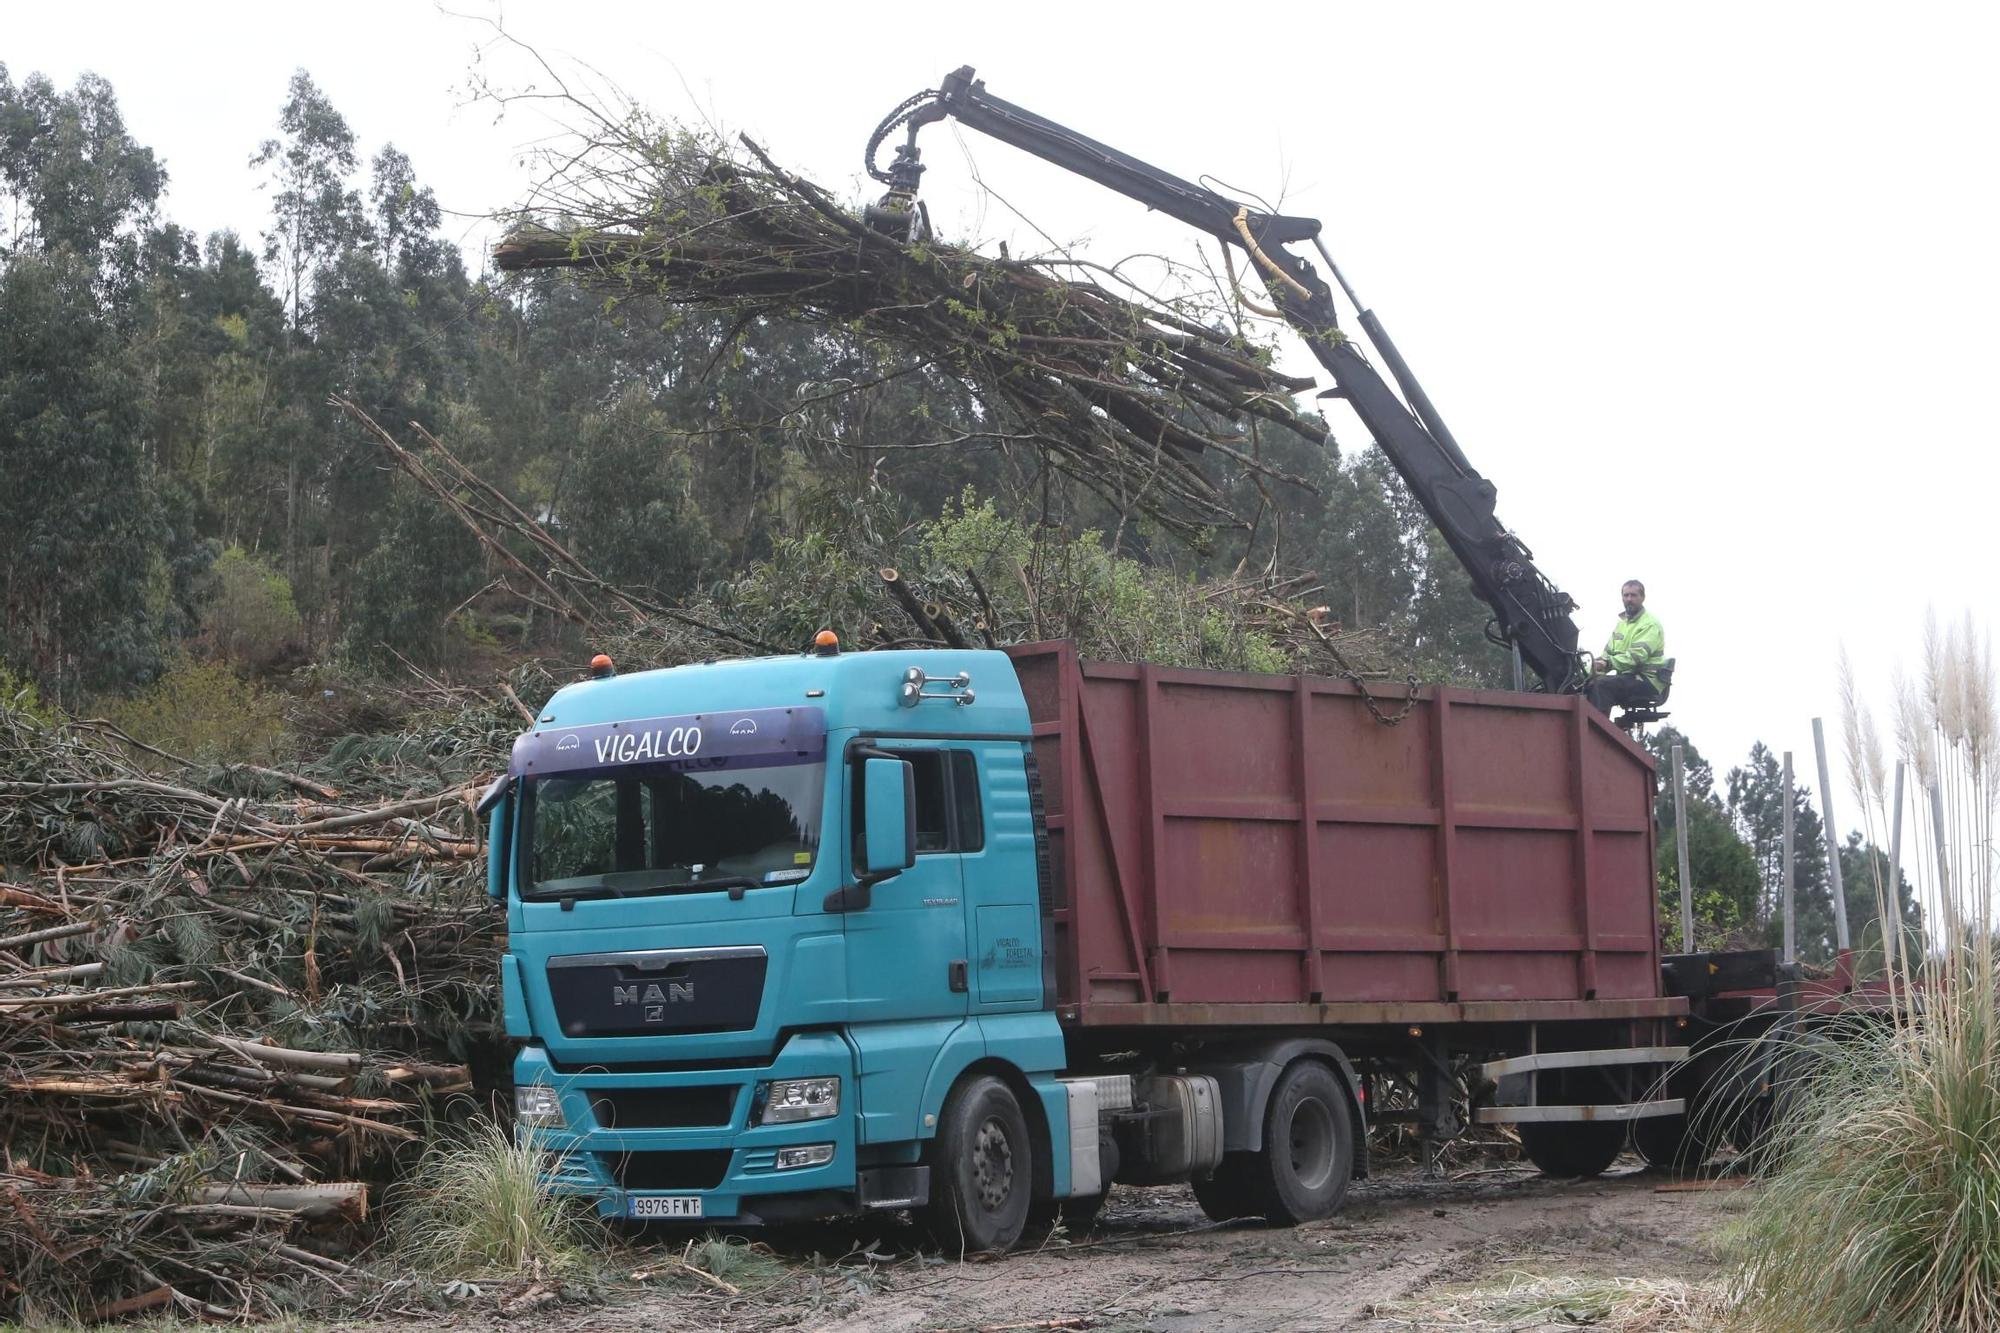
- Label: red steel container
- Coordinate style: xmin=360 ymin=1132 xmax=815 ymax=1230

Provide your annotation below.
xmin=1006 ymin=642 xmax=1664 ymax=1026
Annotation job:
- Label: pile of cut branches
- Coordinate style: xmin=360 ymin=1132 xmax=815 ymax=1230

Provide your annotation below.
xmin=0 ymin=697 xmax=508 ymax=1319
xmin=490 ymin=124 xmax=1330 ymax=541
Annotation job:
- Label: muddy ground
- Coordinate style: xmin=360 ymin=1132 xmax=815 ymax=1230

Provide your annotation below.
xmin=455 ymin=1156 xmax=1744 ymax=1333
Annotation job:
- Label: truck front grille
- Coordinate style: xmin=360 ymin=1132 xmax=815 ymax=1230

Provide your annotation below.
xmin=546 ymin=946 xmax=766 ymax=1038
xmin=589 ymin=1086 xmax=737 ymax=1129
xmin=609 ymin=1149 xmax=734 ymax=1191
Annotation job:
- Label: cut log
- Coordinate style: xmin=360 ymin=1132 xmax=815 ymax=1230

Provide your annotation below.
xmin=0 ymin=981 xmax=200 ymax=1007
xmin=0 ymin=921 xmax=93 ymax=952
xmin=381 ymin=1060 xmax=475 ymax=1088
xmin=7 ymin=1077 xmax=170 ymax=1099
xmin=207 ymin=1035 xmax=363 ymax=1075
xmin=90 ymin=1285 xmax=176 ymax=1320
xmin=0 ymin=962 xmax=106 ymax=987
xmin=47 ymin=1003 xmax=181 ymax=1024
xmin=880 ymin=567 xmax=944 ymax=642
xmin=197 ymin=1181 xmax=368 ymax=1223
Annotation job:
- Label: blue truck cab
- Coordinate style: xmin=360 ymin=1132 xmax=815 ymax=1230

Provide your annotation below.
xmin=484 ymin=643 xmax=1090 ymax=1248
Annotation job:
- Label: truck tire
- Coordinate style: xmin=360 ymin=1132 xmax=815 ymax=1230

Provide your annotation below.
xmin=927 ymin=1075 xmax=1033 ymax=1254
xmin=1517 ymin=1120 xmax=1624 ymax=1178
xmin=1247 ymin=1060 xmax=1355 ymax=1225
xmin=1190 ymin=1154 xmax=1261 ymax=1222
xmin=1630 ymin=1112 xmax=1713 ymax=1174
xmin=1729 ymin=1028 xmax=1836 ymax=1166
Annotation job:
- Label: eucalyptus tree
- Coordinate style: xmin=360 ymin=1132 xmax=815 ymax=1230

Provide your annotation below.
xmin=0 ymin=68 xmax=206 ymax=701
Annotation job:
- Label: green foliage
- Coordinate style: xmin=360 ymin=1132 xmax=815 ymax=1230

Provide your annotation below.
xmin=337 ymin=488 xmax=488 ymax=669
xmin=0 ymin=664 xmax=56 ymax=726
xmin=0 ymin=70 xmax=212 ymax=704
xmin=100 ymin=656 xmax=284 ymax=764
xmin=1279 ymin=444 xmax=1506 ymax=686
xmin=1642 ymin=726 xmax=1918 ymax=961
xmin=0 ymin=249 xmax=202 ymax=701
xmin=0 ymin=60 xmax=1501 ymax=702
xmin=951 ymin=494 xmax=1293 ymax=671
xmin=1714 ymin=740 xmax=1918 ymax=965
xmin=916 ymin=489 xmax=1033 ymax=578
xmin=1644 ymin=727 xmax=1762 ymax=950
xmin=199 ymin=546 xmax=302 ymax=672
xmin=0 ymin=66 xmax=163 ymax=262
xmin=251 ymin=68 xmax=367 ymax=328
xmin=1726 ymin=741 xmax=1840 ymax=959
xmin=722 ymin=529 xmax=884 ymax=648
xmin=556 ymin=384 xmax=711 ymax=597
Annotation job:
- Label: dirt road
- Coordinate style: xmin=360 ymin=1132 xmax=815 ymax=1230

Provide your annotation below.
xmin=522 ymin=1160 xmax=1741 ymax=1333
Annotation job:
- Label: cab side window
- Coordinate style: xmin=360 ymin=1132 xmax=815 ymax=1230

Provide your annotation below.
xmin=949 ymin=751 xmax=983 ymax=853
xmin=905 ymin=751 xmax=951 ymax=852
xmin=864 ymin=748 xmax=983 ymax=854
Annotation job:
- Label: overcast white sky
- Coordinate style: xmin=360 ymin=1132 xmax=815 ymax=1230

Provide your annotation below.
xmin=10 ymin=2 xmax=1997 ymax=825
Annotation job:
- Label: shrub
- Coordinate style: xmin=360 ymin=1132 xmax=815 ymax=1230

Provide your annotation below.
xmin=915 ymin=490 xmax=1291 ymax=671
xmin=100 ymin=656 xmax=285 ymax=764
xmin=0 ymin=662 xmax=58 ymax=726
xmin=198 ymin=546 xmax=301 ymax=673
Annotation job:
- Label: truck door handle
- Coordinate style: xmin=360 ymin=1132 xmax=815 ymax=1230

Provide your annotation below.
xmin=949 ymin=959 xmax=968 ymax=993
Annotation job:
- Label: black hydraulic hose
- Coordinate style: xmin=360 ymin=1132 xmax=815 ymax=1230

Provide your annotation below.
xmin=865 ymin=89 xmax=942 ymax=184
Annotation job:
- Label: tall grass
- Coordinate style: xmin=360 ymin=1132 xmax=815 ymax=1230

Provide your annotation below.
xmin=389 ymin=1116 xmax=600 ymax=1279
xmin=1731 ymin=613 xmax=1999 ymax=1332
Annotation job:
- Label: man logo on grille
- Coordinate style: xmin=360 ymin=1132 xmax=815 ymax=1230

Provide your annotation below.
xmin=613 ymin=982 xmax=697 ymax=1006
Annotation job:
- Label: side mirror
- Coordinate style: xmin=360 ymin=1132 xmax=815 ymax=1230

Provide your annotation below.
xmin=480 ymin=776 xmax=512 ymax=900
xmin=862 ymin=756 xmax=917 ymax=877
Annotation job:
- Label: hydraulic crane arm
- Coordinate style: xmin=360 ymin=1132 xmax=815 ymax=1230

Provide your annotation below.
xmin=869 ymin=67 xmax=1586 ymax=693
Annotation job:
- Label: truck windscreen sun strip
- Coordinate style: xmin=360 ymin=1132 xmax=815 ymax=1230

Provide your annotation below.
xmin=513 ymin=707 xmax=828 ymax=901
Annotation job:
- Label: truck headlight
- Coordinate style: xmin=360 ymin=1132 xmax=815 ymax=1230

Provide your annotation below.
xmin=515 ymin=1083 xmax=566 ymax=1128
xmin=759 ymin=1077 xmax=840 ymax=1123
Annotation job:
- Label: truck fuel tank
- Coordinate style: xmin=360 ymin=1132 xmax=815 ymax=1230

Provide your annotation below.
xmin=1115 ymin=1074 xmax=1223 ymax=1184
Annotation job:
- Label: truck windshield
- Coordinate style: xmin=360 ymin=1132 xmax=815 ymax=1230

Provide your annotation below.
xmin=522 ymin=760 xmax=825 ymax=901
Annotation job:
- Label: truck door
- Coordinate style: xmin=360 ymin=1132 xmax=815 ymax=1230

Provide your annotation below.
xmin=959 ymin=744 xmax=1045 ymax=1011
xmin=842 ymin=743 xmax=975 ymax=1025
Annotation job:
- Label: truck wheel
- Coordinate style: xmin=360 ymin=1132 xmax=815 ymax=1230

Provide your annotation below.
xmin=1190 ymin=1154 xmax=1261 ymax=1222
xmin=1248 ymin=1060 xmax=1355 ymax=1225
xmin=1727 ymin=1097 xmax=1773 ymax=1157
xmin=1630 ymin=1112 xmax=1713 ymax=1173
xmin=1728 ymin=1029 xmax=1835 ymax=1167
xmin=927 ymin=1075 xmax=1033 ymax=1254
xmin=1517 ymin=1120 xmax=1624 ymax=1178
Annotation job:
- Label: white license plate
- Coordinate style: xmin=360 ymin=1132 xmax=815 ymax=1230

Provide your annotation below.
xmin=627 ymin=1195 xmax=704 ymax=1219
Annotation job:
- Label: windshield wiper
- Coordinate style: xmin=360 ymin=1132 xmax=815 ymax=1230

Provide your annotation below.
xmin=524 ymin=870 xmax=764 ymax=903
xmin=674 ymin=875 xmax=760 ymax=902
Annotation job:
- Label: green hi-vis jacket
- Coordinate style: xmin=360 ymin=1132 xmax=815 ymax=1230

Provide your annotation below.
xmin=1604 ymin=609 xmax=1665 ymax=686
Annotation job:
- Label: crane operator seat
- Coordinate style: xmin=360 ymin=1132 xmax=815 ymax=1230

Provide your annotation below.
xmin=1612 ymin=658 xmax=1675 ymax=732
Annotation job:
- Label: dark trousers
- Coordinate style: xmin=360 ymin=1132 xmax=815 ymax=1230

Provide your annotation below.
xmin=1586 ymin=672 xmax=1660 ymax=715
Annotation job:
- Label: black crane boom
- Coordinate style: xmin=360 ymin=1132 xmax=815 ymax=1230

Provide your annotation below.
xmin=871 ymin=67 xmax=1585 ymax=693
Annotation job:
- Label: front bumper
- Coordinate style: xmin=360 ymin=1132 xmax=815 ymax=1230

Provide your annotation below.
xmin=517 ymin=1031 xmax=858 ymax=1221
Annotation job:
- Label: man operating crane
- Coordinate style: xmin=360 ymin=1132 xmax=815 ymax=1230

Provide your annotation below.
xmin=1587 ymin=580 xmax=1665 ymax=717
